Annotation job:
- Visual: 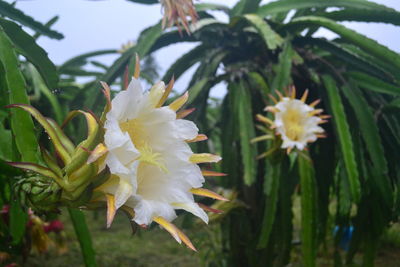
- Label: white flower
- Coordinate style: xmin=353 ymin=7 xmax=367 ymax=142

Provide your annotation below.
xmin=259 ymin=88 xmax=328 ymax=153
xmin=93 ymin=76 xmax=226 ymax=250
xmin=273 ymin=97 xmax=324 ymax=150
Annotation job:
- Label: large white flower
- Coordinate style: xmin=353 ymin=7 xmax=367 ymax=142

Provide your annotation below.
xmin=257 ymin=88 xmax=328 ymax=153
xmin=93 ymin=74 xmax=226 ymax=250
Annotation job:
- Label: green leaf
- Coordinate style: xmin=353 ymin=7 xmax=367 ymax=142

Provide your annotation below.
xmin=162 ymin=45 xmax=208 ymax=82
xmin=220 ymin=90 xmax=241 ymax=188
xmin=85 ymin=22 xmax=163 ymax=109
xmin=258 ymin=0 xmax=395 ymax=18
xmin=135 ymin=22 xmax=163 ymax=57
xmin=288 ymin=16 xmax=400 ymax=69
xmin=149 ymin=31 xmax=195 ymax=54
xmin=60 ymin=49 xmax=117 ymax=72
xmin=272 ymin=42 xmax=293 ymax=90
xmin=33 ymin=15 xmax=59 ymax=40
xmin=258 ymin=160 xmax=281 ymax=248
xmin=323 ymin=75 xmax=360 ymax=202
xmin=68 ymin=208 xmax=97 ymax=267
xmin=186 ymin=50 xmax=227 ymax=105
xmin=230 ymin=0 xmax=261 ymax=17
xmin=386 ymin=98 xmax=400 ymax=109
xmin=196 ymin=3 xmax=229 ymax=13
xmin=0 ymin=0 xmax=63 ymax=39
xmin=248 ymin=72 xmax=270 ymax=95
xmin=83 ymin=48 xmax=134 ymax=109
xmin=298 ymin=154 xmax=317 ymax=267
xmin=341 ymin=84 xmax=388 ymax=175
xmin=9 ymin=199 xmax=28 ymax=244
xmin=125 ymin=0 xmax=158 ymax=4
xmin=0 ymin=26 xmax=38 ymax=163
xmin=0 ymin=111 xmax=12 ymax=161
xmin=339 ymin=42 xmax=400 ymax=82
xmin=236 ymin=81 xmax=258 ymax=185
xmin=322 ymin=8 xmax=400 ymax=26
xmin=294 ymin=37 xmax=392 ymax=81
xmin=27 ymin=64 xmax=63 ymax=123
xmin=347 ymin=71 xmax=400 ymax=95
xmin=242 ymin=14 xmax=283 ymax=50
xmin=186 ymin=77 xmax=210 ymax=106
xmin=0 ymin=18 xmax=59 ymax=89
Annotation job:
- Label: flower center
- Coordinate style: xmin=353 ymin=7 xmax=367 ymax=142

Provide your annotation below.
xmin=119 ymin=119 xmax=168 ymax=172
xmin=281 ymin=107 xmax=305 ymax=141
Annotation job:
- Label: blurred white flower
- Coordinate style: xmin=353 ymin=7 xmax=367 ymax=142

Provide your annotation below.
xmin=260 ymin=87 xmax=328 ymax=153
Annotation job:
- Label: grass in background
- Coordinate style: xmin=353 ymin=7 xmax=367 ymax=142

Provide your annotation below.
xmin=24 ymin=207 xmax=400 ymax=267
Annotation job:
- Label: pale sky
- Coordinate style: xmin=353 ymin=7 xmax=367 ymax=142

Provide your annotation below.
xmin=8 ymin=0 xmax=400 ymax=97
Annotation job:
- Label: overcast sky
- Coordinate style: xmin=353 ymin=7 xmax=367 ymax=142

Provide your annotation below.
xmin=8 ymin=0 xmax=400 ymax=96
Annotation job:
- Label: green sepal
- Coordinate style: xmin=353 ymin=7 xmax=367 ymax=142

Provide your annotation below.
xmin=7 ymin=162 xmax=63 ymax=185
xmin=6 ymin=104 xmax=71 ymax=164
xmin=63 ymin=110 xmax=101 ymax=177
xmin=47 ymin=118 xmax=75 ymax=154
xmin=40 ymin=146 xmax=63 ymax=178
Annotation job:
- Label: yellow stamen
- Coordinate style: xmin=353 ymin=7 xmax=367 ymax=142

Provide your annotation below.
xmin=281 ymin=106 xmax=306 ymax=141
xmin=186 ymin=134 xmax=207 ymax=143
xmin=190 ymin=188 xmax=228 ymax=201
xmin=189 ymin=153 xmax=221 ymax=164
xmin=106 ymin=194 xmax=116 ymax=228
xmin=169 ymin=91 xmax=189 ymax=111
xmin=138 ymin=143 xmax=168 ymax=173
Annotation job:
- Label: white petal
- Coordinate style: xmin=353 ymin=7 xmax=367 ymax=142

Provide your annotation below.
xmin=173 ymin=119 xmax=198 ymax=140
xmin=172 ymin=202 xmax=209 ymax=224
xmin=142 ymin=107 xmax=176 ymax=125
xmin=115 ymin=178 xmax=134 ymax=209
xmin=108 ymin=78 xmax=143 ymax=121
xmin=133 ymin=199 xmax=177 ymax=225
